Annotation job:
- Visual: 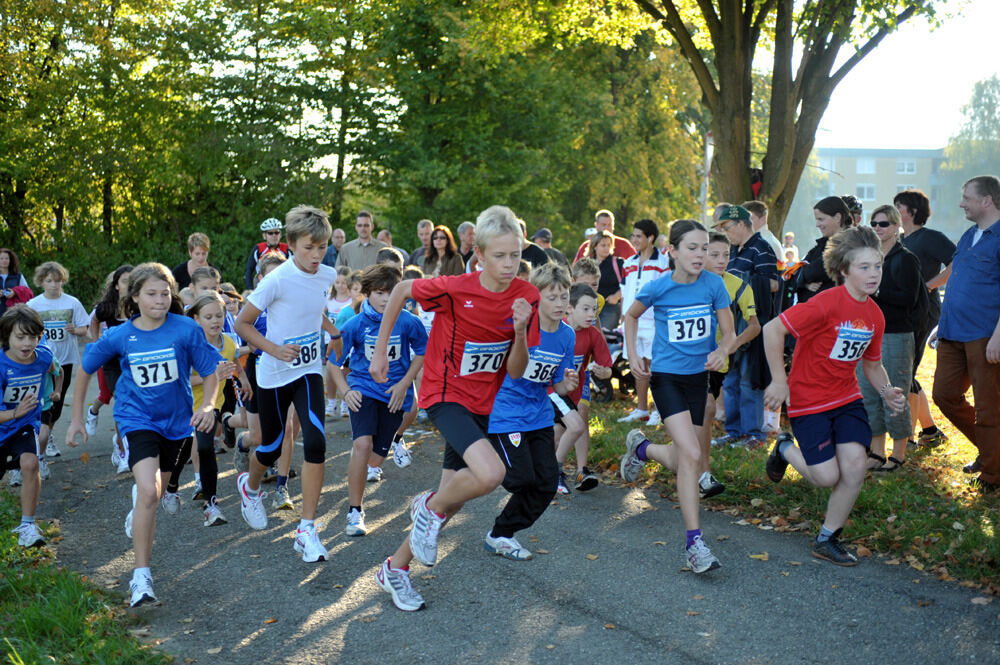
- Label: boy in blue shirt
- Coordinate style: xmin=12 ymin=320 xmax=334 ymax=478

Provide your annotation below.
xmin=327 ymin=263 xmax=427 ymax=536
xmin=1 ymin=305 xmax=58 ymax=548
xmin=485 ymin=262 xmax=578 ymax=559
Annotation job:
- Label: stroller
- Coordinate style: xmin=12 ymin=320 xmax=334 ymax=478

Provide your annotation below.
xmin=590 ymin=328 xmax=634 ymax=403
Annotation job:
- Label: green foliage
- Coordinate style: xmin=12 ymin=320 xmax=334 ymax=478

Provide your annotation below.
xmin=942 ymin=75 xmax=1000 ymax=185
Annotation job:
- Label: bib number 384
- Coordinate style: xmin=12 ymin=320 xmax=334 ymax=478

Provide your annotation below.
xmin=128 ymin=348 xmax=179 ymax=388
xmin=667 ymin=305 xmax=711 ymax=343
xmin=460 ymin=341 xmax=510 ymax=376
xmin=285 ymin=332 xmax=320 ymax=369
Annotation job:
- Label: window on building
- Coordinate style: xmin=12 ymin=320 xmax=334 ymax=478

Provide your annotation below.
xmin=896 ymin=184 xmax=917 ymax=193
xmin=856 ymin=157 xmax=876 ymax=174
xmin=896 ymin=159 xmax=916 ymax=174
xmin=856 ymin=184 xmax=876 ymax=201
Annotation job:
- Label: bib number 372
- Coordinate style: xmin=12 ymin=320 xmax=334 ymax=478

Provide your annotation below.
xmin=460 ymin=341 xmax=510 ymax=376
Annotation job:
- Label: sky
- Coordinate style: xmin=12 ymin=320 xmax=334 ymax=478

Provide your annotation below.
xmin=815 ymin=0 xmax=998 ymax=150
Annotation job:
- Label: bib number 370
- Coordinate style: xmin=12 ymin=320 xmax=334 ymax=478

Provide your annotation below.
xmin=460 ymin=341 xmax=510 ymax=376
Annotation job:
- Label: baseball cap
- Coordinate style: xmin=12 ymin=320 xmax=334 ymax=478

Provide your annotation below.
xmin=712 ymin=205 xmax=751 ymax=226
xmin=531 ymin=228 xmax=553 ymax=242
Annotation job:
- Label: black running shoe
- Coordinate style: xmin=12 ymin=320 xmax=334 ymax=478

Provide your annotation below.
xmin=812 ymin=529 xmax=858 ymax=566
xmin=575 ymin=466 xmax=599 ymax=492
xmin=766 ymin=433 xmax=792 ymax=483
xmin=222 ymin=413 xmax=236 ymax=449
xmin=963 ymin=456 xmax=982 ymax=474
xmin=968 ymin=476 xmax=998 ymax=493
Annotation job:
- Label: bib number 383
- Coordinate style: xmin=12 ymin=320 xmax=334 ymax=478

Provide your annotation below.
xmin=286 ymin=332 xmax=320 ymax=369
xmin=128 ymin=348 xmax=179 ymax=388
xmin=667 ymin=305 xmax=711 ymax=343
xmin=43 ymin=321 xmax=67 ymax=343
xmin=460 ymin=341 xmax=510 ymax=376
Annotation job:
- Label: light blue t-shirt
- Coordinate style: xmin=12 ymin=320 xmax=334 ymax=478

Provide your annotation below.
xmin=82 ymin=313 xmax=221 ymax=441
xmin=333 ymin=300 xmax=427 ymax=411
xmin=0 ymin=343 xmax=54 ymax=438
xmin=336 ymin=305 xmax=358 ymax=330
xmin=636 ymin=270 xmax=730 ymax=375
xmin=489 ymin=321 xmax=576 ymax=434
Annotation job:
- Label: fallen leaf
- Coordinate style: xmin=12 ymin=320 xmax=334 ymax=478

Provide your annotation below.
xmin=80 ymin=452 xmax=90 ymax=464
xmin=886 ymin=514 xmax=897 ymax=523
xmin=264 ymin=618 xmax=277 ymax=624
xmin=183 ymin=630 xmax=194 ymax=635
xmin=781 ymin=571 xmax=790 ymax=576
xmin=716 ymin=535 xmax=730 ymax=541
xmin=605 ymin=623 xmax=616 ymax=629
xmin=586 ymin=553 xmax=599 ymax=561
xmin=180 ymin=617 xmax=193 ymax=623
xmin=653 ymin=541 xmax=667 ymax=546
xmin=697 ymin=632 xmax=711 ymax=637
xmin=885 ymin=558 xmax=901 ymax=566
xmin=735 ymin=519 xmax=751 ymax=526
xmin=333 ymin=584 xmax=343 ymax=589
xmin=206 ymin=648 xmax=222 ymax=655
xmin=971 ymin=597 xmax=993 ymax=605
xmin=749 ymin=552 xmax=770 ymax=561
xmin=788 ymin=561 xmax=802 ymax=566
xmin=536 ymin=549 xmax=550 ymax=555
xmin=421 ymin=575 xmax=436 ymax=580
xmin=692 ymin=594 xmax=705 ymax=600
xmin=546 ymin=645 xmax=556 ymax=649
xmin=750 ymin=498 xmax=764 ymax=507
xmin=686 ymin=611 xmax=701 ymax=616
xmin=856 ymin=545 xmax=872 ymax=558
xmin=917 ymin=600 xmax=932 ymax=607
xmin=952 ymin=521 xmax=965 ymax=531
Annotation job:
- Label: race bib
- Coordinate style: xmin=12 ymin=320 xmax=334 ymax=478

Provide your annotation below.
xmin=667 ymin=305 xmax=711 ymax=343
xmin=522 ymin=348 xmax=562 ymax=384
xmin=829 ymin=323 xmax=873 ymax=362
xmin=3 ymin=373 xmax=42 ymax=404
xmin=459 ymin=341 xmax=510 ymax=376
xmin=364 ymin=334 xmax=402 ymax=363
xmin=43 ymin=320 xmax=67 ymax=343
xmin=285 ymin=331 xmax=320 ymax=369
xmin=128 ymin=348 xmax=179 ymax=388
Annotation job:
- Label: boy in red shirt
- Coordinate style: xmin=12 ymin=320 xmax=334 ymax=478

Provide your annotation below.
xmin=368 ymin=205 xmax=539 ymax=611
xmin=762 ymin=226 xmax=906 ymax=566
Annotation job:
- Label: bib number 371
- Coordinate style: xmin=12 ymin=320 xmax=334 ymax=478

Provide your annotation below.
xmin=460 ymin=341 xmax=510 ymax=376
xmin=128 ymin=348 xmax=180 ymax=388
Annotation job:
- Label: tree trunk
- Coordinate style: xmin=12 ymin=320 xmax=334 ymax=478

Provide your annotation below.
xmin=102 ymin=170 xmax=113 ymax=239
xmin=0 ymin=175 xmax=27 ymax=251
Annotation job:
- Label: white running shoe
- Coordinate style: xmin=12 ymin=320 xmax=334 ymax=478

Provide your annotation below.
xmin=293 ymin=522 xmax=328 ymax=562
xmin=203 ymin=500 xmax=227 ymax=527
xmin=375 ymin=557 xmax=425 ymax=612
xmin=237 ymin=472 xmax=267 ymax=530
xmin=85 ymin=405 xmax=100 ymax=437
xmin=339 ymin=400 xmax=349 ymax=418
xmin=325 ymin=398 xmax=339 ymax=416
xmin=483 ymin=531 xmax=533 ymax=560
xmin=409 ymin=493 xmax=445 ymax=566
xmin=125 ymin=484 xmax=137 ymax=538
xmin=617 ymin=409 xmax=649 ymax=423
xmin=161 ymin=491 xmax=180 ymax=515
xmin=115 ymin=449 xmax=131 ymax=475
xmin=12 ymin=522 xmax=45 ymax=548
xmin=38 ymin=458 xmax=51 ymax=480
xmin=409 ymin=490 xmax=433 ymax=522
xmin=647 ymin=410 xmax=662 ymax=426
xmin=45 ymin=442 xmax=61 ymax=458
xmin=391 ymin=439 xmax=412 ymax=468
xmin=8 ymin=470 xmax=22 ymax=487
xmin=129 ymin=572 xmax=157 ymax=607
xmin=686 ymin=535 xmax=721 ymax=574
xmin=190 ymin=479 xmax=203 ymax=501
xmin=366 ymin=465 xmax=383 ymax=482
xmin=272 ymin=485 xmax=294 ymax=511
xmin=620 ymin=429 xmax=648 ymax=483
xmin=345 ymin=508 xmax=367 ymax=537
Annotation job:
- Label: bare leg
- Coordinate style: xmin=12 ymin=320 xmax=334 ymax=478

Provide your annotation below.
xmin=642 ymin=411 xmax=702 ymax=531
xmin=19 ymin=453 xmax=41 ymax=516
xmin=635 ymin=374 xmax=650 ymax=413
xmin=822 ymin=444 xmax=866 ymax=530
xmin=131 ymin=457 xmax=163 ymax=569
xmin=300 ymin=461 xmax=323 ymax=520
xmin=349 ymin=436 xmax=373 ymax=506
xmin=699 ymin=394 xmax=715 ymax=475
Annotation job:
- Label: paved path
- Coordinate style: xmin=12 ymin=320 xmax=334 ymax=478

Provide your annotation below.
xmin=35 ymin=381 xmax=1000 ymax=665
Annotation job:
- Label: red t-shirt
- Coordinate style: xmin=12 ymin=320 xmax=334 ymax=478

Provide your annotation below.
xmin=779 ymin=285 xmax=885 ymax=417
xmin=566 ymin=324 xmax=613 ymax=403
xmin=573 ymin=235 xmax=636 ymax=263
xmin=412 ymin=273 xmax=540 ymax=415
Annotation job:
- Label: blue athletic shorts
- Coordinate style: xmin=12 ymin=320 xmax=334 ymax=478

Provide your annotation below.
xmin=789 ymin=399 xmax=871 ymax=466
xmin=348 ymin=394 xmax=404 ymax=457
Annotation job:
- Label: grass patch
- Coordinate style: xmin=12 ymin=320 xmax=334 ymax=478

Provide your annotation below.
xmin=0 ymin=488 xmax=171 ymax=665
xmin=584 ymin=348 xmax=1000 ymax=592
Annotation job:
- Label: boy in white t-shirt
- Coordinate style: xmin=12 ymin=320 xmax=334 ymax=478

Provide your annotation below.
xmin=234 ymin=205 xmax=341 ymax=562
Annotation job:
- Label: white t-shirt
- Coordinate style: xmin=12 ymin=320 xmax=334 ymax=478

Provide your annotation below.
xmin=325 ymin=295 xmax=353 ymax=343
xmin=248 ymin=259 xmax=335 ymax=389
xmin=26 ymin=293 xmax=90 ymax=365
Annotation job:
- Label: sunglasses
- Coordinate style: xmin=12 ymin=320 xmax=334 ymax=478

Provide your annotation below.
xmin=265 ymin=231 xmax=281 ymax=235
xmin=870 ymin=221 xmax=894 ymax=228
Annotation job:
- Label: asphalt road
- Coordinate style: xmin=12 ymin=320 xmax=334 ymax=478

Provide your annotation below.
xmin=33 ymin=380 xmax=1000 ymax=665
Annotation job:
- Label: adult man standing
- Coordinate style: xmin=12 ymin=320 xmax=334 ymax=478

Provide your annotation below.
xmin=895 ymin=188 xmax=955 ymax=448
xmin=337 ymin=211 xmax=387 ymax=272
xmin=322 ymin=228 xmax=346 ymax=268
xmin=244 ymin=218 xmax=290 ymax=289
xmin=517 ymin=219 xmax=551 ymax=268
xmin=409 ymin=219 xmax=434 ymax=267
xmin=713 ymin=205 xmax=778 ymax=448
xmin=456 ymin=221 xmax=476 ymax=264
xmin=532 ymin=228 xmax=569 ymax=267
xmin=572 ymin=210 xmax=635 ymax=263
xmin=377 ymin=229 xmax=410 ymax=264
xmin=932 ymin=175 xmax=1000 ymax=493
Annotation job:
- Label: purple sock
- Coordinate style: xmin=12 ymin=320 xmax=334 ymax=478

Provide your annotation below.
xmin=686 ymin=529 xmax=701 ymax=548
xmin=636 ymin=440 xmax=650 ymax=462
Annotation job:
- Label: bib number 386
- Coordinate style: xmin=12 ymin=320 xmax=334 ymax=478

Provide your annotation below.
xmin=285 ymin=332 xmax=320 ymax=369
xmin=460 ymin=341 xmax=510 ymax=376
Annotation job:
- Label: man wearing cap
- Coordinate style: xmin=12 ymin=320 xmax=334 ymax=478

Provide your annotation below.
xmin=337 ymin=210 xmax=387 ymax=272
xmin=572 ymin=209 xmax=635 ymax=263
xmin=456 ymin=221 xmax=476 ymax=264
xmin=244 ymin=217 xmax=291 ymax=289
xmin=713 ymin=204 xmax=778 ymax=448
xmin=532 ymin=227 xmax=568 ymax=267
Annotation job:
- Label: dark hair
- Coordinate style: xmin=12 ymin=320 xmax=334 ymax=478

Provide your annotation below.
xmin=123 ymin=263 xmax=184 ymax=318
xmin=814 ymin=196 xmax=853 ymax=230
xmin=94 ymin=264 xmax=134 ymax=323
xmin=0 ymin=304 xmax=44 ymax=346
xmin=569 ymin=282 xmax=598 ymax=307
xmin=360 ymin=263 xmax=402 ymax=295
xmin=0 ymin=248 xmax=20 ymax=276
xmin=424 ymin=225 xmax=459 ymax=276
xmin=190 ymin=266 xmax=221 ymax=287
xmin=186 ymin=291 xmax=226 ymax=320
xmin=667 ymin=219 xmax=706 ymax=247
xmin=892 ymin=189 xmax=931 ymax=226
xmin=356 ymin=210 xmax=373 ymax=222
xmin=841 ymin=195 xmax=863 ymax=216
xmin=517 ymin=259 xmax=531 ymax=277
xmin=708 ymin=232 xmax=729 ymax=246
xmin=633 ymin=219 xmax=659 ymax=241
xmin=403 ymin=266 xmax=423 ymax=280
xmin=376 ymin=247 xmax=404 ymax=266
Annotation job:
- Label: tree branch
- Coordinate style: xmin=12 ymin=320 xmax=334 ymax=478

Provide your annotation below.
xmin=830 ymin=5 xmax=918 ymax=86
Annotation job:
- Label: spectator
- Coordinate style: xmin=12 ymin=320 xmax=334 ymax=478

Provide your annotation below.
xmin=516 ymin=219 xmax=550 ymax=269
xmin=933 ymin=175 xmax=1000 ymax=492
xmin=421 ymin=225 xmax=465 ymax=277
xmin=895 ymin=188 xmax=954 ymax=447
xmin=244 ymin=217 xmax=290 ymax=289
xmin=783 ymin=231 xmax=799 ymax=259
xmin=796 ymin=197 xmax=852 ymax=303
xmin=585 ymin=229 xmax=623 ymax=331
xmin=532 ymin=228 xmax=569 ymax=267
xmin=859 ymin=204 xmax=924 ymax=472
xmin=377 ymin=229 xmax=410 ymax=264
xmin=573 ymin=209 xmax=635 ymax=262
xmin=337 ymin=210 xmax=387 ymax=271
xmin=0 ymin=248 xmax=29 ymax=316
xmin=172 ymin=232 xmax=212 ymax=290
xmin=322 ymin=228 xmax=347 ymax=268
xmin=843 ymin=195 xmax=863 ymax=227
xmin=742 ymin=201 xmax=783 ymax=261
xmin=456 ymin=221 xmax=476 ymax=264
xmin=409 ymin=219 xmax=434 ymax=267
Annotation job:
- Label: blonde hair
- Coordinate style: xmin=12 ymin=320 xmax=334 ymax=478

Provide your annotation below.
xmin=475 ymin=205 xmax=522 ymax=249
xmin=186 ymin=291 xmax=226 ymax=320
xmin=823 ymin=226 xmax=881 ymax=285
xmin=33 ymin=261 xmax=69 ymax=287
xmin=869 ymin=204 xmax=901 ymax=226
xmin=571 ymin=257 xmax=600 ymax=278
xmin=530 ymin=261 xmax=571 ymax=292
xmin=187 ymin=232 xmax=210 ymax=251
xmin=258 ymin=251 xmax=287 ymax=276
xmin=285 ymin=205 xmax=332 ymax=245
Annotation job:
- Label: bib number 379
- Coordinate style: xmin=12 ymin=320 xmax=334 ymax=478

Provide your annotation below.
xmin=667 ymin=305 xmax=711 ymax=343
xmin=460 ymin=341 xmax=510 ymax=376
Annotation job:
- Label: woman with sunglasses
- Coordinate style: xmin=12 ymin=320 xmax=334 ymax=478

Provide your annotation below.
xmin=422 ymin=225 xmax=466 ymax=277
xmin=859 ymin=204 xmax=925 ymax=472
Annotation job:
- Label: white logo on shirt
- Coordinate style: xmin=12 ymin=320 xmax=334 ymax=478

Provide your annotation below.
xmin=464 ymin=300 xmax=474 ymax=308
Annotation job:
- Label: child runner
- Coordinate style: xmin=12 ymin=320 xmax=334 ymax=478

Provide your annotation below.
xmin=1 ymin=306 xmax=57 ymax=547
xmin=619 ymin=219 xmax=736 ymax=573
xmin=34 ymin=351 xmax=62 ymax=482
xmin=65 ymin=263 xmax=221 ymax=606
xmin=26 ymin=262 xmax=90 ymax=458
xmin=370 ymin=205 xmax=538 ymax=612
xmin=763 ymin=225 xmax=905 ymax=565
xmin=486 ymin=262 xmax=578 ymax=559
xmin=233 ymin=205 xmax=340 ymax=562
xmin=325 ymin=265 xmax=353 ymax=415
xmin=327 ymin=263 xmax=427 ymax=536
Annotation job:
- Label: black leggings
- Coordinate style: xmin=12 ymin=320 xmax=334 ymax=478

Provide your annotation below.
xmin=167 ymin=413 xmax=220 ymax=500
xmin=255 ymin=373 xmax=326 ymax=467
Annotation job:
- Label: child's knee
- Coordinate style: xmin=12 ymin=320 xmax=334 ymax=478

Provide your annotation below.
xmin=19 ymin=454 xmax=39 ymax=474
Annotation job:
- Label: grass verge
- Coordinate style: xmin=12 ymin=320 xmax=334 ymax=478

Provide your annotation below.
xmin=0 ymin=488 xmax=171 ymax=665
xmin=584 ymin=348 xmax=999 ymax=592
